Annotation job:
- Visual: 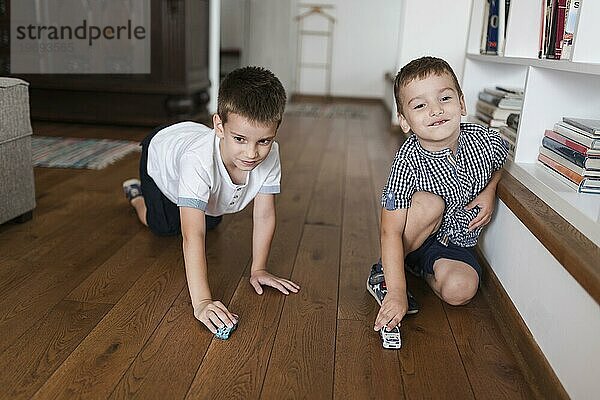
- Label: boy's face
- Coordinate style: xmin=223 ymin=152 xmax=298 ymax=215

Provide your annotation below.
xmin=397 ymin=72 xmax=466 ymax=152
xmin=213 ymin=112 xmax=277 ymax=175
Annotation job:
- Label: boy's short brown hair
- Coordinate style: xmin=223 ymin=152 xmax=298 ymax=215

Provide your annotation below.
xmin=393 ymin=56 xmax=463 ymax=114
xmin=217 ymin=66 xmax=287 ymax=127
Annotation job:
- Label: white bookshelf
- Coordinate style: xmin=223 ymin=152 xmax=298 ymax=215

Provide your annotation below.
xmin=462 ymin=0 xmax=600 ymax=246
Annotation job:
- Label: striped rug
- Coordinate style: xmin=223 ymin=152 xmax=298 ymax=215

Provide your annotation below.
xmin=31 ymin=136 xmax=141 ymax=170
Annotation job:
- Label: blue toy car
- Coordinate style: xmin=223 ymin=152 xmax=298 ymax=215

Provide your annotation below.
xmin=215 ymin=321 xmax=238 ymax=340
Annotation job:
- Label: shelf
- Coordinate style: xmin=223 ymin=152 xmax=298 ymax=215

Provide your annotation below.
xmin=506 ymin=160 xmax=600 ymax=247
xmin=465 ymin=54 xmax=600 ymax=76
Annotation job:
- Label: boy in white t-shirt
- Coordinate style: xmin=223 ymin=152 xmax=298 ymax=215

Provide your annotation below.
xmin=122 ymin=66 xmax=300 ymax=334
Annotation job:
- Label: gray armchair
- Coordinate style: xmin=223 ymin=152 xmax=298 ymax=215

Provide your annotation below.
xmin=0 ymin=77 xmax=36 ymax=225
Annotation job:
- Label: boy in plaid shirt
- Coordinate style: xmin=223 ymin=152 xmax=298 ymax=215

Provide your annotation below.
xmin=367 ymin=57 xmax=508 ymax=332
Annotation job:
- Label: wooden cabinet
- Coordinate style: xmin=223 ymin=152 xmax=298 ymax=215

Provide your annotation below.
xmin=0 ymin=0 xmax=211 ymax=126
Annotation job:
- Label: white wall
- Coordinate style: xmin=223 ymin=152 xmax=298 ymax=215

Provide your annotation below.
xmin=296 ymin=0 xmax=402 ymax=98
xmin=395 ymin=0 xmax=472 ymax=82
xmin=244 ymin=0 xmax=296 ymax=95
xmin=480 ymin=202 xmax=600 ymax=399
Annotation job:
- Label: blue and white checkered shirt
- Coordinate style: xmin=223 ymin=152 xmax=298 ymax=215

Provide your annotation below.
xmin=382 ymin=123 xmax=508 ymax=248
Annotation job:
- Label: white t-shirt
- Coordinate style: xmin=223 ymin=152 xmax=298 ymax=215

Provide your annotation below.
xmin=146 ymin=121 xmax=281 ymax=216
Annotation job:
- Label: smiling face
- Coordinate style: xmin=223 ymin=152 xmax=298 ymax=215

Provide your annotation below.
xmin=213 ymin=112 xmax=277 ymax=180
xmin=398 ymin=72 xmax=467 ymax=152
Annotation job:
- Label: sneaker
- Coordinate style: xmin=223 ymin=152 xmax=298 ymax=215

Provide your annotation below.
xmin=367 ymin=262 xmax=419 ymax=315
xmin=405 ymin=262 xmax=426 ymax=279
xmin=122 ymin=179 xmax=142 ymax=203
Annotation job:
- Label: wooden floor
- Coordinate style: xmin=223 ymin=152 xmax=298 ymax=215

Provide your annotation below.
xmin=0 ymin=102 xmax=537 ymax=399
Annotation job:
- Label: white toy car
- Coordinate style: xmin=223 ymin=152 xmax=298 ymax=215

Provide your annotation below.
xmin=380 ymin=325 xmax=401 ymax=349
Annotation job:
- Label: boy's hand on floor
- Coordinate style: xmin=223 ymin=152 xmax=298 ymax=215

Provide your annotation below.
xmin=465 ymin=188 xmax=496 ymax=230
xmin=250 ymin=270 xmax=300 ymax=295
xmin=374 ymin=294 xmax=407 ymax=332
xmin=193 ymin=299 xmax=238 ymax=334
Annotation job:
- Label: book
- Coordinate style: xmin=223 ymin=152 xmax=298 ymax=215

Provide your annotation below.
xmin=542 ymin=136 xmax=600 ymax=170
xmin=562 ymin=117 xmax=600 ymax=135
xmin=561 ymin=0 xmax=581 ymax=60
xmin=486 ymin=0 xmax=499 ymax=54
xmin=495 ymin=86 xmax=524 ymax=96
xmin=478 ymin=91 xmax=522 ymax=109
xmin=480 ymin=0 xmax=491 ymax=54
xmin=538 ymin=153 xmax=581 ymax=190
xmin=476 ymin=100 xmax=519 ymax=120
xmin=539 ymin=153 xmax=600 ymax=193
xmin=553 ymin=122 xmax=600 ymax=149
xmin=552 ymin=0 xmax=568 ymax=59
xmin=544 ymin=129 xmax=600 ymax=156
xmin=545 ymin=0 xmax=559 ymax=58
xmin=498 ymin=0 xmax=506 ymax=55
xmin=540 ymin=0 xmax=556 ymax=58
xmin=484 ymin=87 xmax=523 ymax=99
xmin=538 ymin=152 xmax=583 ymax=185
xmin=539 ymin=146 xmax=600 ymax=177
xmin=500 ymin=125 xmax=517 ymax=143
xmin=475 ymin=111 xmax=507 ymax=127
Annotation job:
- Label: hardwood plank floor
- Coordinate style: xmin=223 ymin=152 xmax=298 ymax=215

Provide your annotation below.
xmin=0 ymin=104 xmax=540 ymax=399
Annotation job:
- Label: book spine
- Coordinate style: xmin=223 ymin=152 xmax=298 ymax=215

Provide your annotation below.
xmin=554 ymin=0 xmax=568 ymax=58
xmin=478 ymin=92 xmax=501 ymax=107
xmin=486 ymin=0 xmax=499 ymax=54
xmin=542 ymin=136 xmax=586 ymax=167
xmin=480 ymin=0 xmax=491 ymax=54
xmin=545 ymin=0 xmax=559 ymax=58
xmin=544 ymin=129 xmax=589 ymax=154
xmin=498 ymin=0 xmax=506 ymax=55
xmin=563 ymin=117 xmax=598 ymax=134
xmin=561 ymin=0 xmax=581 ymax=60
xmin=538 ymin=153 xmax=584 ymax=185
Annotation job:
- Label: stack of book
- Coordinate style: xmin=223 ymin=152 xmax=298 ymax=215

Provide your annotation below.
xmin=537 ymin=117 xmax=600 ymax=193
xmin=540 ymin=0 xmax=582 ymax=60
xmin=475 ymin=86 xmax=523 ymax=131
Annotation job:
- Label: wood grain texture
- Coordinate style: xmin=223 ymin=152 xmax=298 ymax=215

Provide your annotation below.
xmin=0 ymin=107 xmax=551 ymax=400
xmin=334 ymin=320 xmax=405 ymax=400
xmin=398 ymin=278 xmax=475 ymax=400
xmin=497 ymin=173 xmax=600 ymax=304
xmin=260 ymin=224 xmax=340 ymax=400
xmin=31 ymin=239 xmax=185 ymax=399
xmin=0 ymin=300 xmax=111 ymax=400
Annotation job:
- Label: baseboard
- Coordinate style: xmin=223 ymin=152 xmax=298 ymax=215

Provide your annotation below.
xmin=477 ymin=248 xmax=570 ymax=400
xmin=290 ymin=93 xmax=383 ymax=105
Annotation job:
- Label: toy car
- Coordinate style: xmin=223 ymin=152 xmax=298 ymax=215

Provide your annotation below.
xmin=215 ymin=320 xmax=238 ymax=340
xmin=380 ymin=325 xmax=401 ymax=349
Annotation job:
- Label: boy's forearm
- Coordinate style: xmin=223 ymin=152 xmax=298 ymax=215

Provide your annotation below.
xmin=182 ymin=234 xmax=212 ymax=307
xmin=380 ymin=208 xmax=408 ymax=296
xmin=251 ymin=213 xmax=276 ymax=272
xmin=380 ymin=230 xmax=407 ymax=295
xmin=486 ymin=169 xmax=503 ymax=192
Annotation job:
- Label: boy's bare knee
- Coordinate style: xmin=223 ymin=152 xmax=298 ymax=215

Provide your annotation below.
xmin=440 ymin=275 xmax=478 ymax=306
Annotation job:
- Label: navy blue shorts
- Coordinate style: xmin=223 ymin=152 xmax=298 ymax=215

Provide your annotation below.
xmin=405 ymin=234 xmax=482 ymax=280
xmin=139 ymin=126 xmax=222 ymax=236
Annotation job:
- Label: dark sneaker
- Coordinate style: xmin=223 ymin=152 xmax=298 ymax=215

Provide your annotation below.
xmin=367 ymin=262 xmax=419 ymax=314
xmin=122 ymin=179 xmax=142 ymax=203
xmin=405 ymin=262 xmax=426 ymax=279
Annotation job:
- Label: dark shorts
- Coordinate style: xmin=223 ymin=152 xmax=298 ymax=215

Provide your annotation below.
xmin=405 ymin=234 xmax=482 ymax=280
xmin=139 ymin=126 xmax=222 ymax=236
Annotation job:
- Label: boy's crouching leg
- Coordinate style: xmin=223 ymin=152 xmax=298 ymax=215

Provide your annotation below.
xmin=403 ymin=191 xmax=445 ymax=253
xmin=428 ymin=259 xmax=479 ymax=306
